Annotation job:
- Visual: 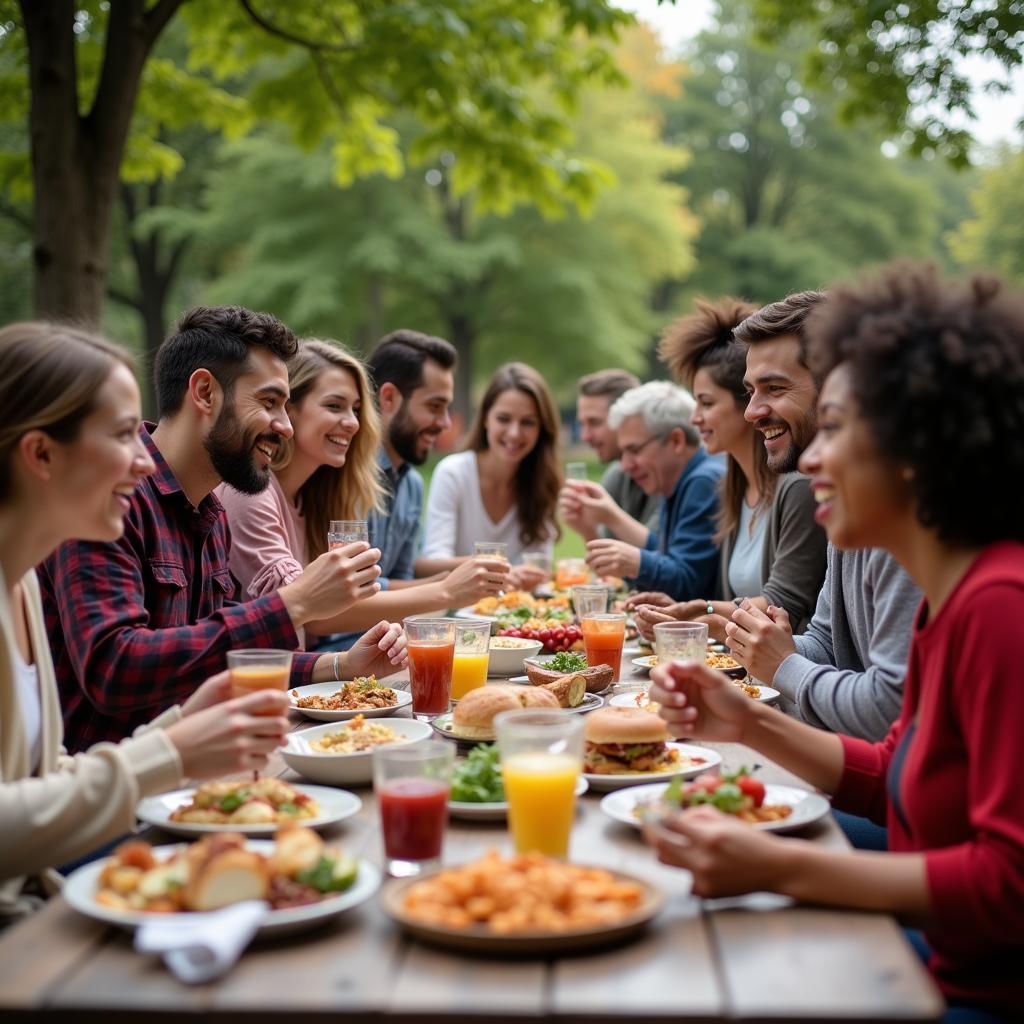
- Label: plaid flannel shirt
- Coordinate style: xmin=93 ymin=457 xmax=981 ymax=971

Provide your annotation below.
xmin=38 ymin=425 xmax=318 ymax=751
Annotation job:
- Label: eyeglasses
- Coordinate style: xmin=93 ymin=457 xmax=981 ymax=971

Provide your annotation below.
xmin=620 ymin=434 xmax=666 ymax=459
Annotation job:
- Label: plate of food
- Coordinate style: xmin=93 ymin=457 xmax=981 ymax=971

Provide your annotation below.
xmin=63 ymin=828 xmax=381 ymax=936
xmin=581 ymin=706 xmax=721 ymax=791
xmin=447 ymin=743 xmax=590 ymax=821
xmin=282 ymin=715 xmax=432 ymax=785
xmin=380 ymin=850 xmax=663 ymax=954
xmin=608 ymin=680 xmax=779 ymax=708
xmin=289 ymin=677 xmax=412 ymax=721
xmin=600 ymin=772 xmax=831 ymax=833
xmin=136 ymin=780 xmax=362 ymax=837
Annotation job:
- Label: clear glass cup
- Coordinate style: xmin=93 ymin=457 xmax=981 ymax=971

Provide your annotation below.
xmin=521 ymin=549 xmax=552 ymax=575
xmin=555 ymin=557 xmax=591 ymax=591
xmin=328 ymin=519 xmax=369 ymax=546
xmin=580 ymin=611 xmax=627 ymax=682
xmin=474 ymin=541 xmax=509 ymax=562
xmin=226 ymin=649 xmax=293 ymax=714
xmin=572 ymin=583 xmax=611 ymax=618
xmin=494 ymin=709 xmax=584 ymax=858
xmin=403 ymin=617 xmax=456 ymax=719
xmin=451 ymin=619 xmax=491 ymax=700
xmin=374 ymin=740 xmax=454 ymax=877
xmin=565 ymin=461 xmax=589 ymax=481
xmin=652 ymin=621 xmax=709 ymax=665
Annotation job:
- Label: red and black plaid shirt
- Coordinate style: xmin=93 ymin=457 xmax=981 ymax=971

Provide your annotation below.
xmin=39 ymin=425 xmax=318 ymax=752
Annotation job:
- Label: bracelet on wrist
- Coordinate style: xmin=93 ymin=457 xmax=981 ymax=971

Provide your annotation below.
xmin=332 ymin=653 xmax=341 ymax=681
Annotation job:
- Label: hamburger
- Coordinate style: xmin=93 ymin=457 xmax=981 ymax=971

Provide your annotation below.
xmin=451 ymin=684 xmax=559 ymax=739
xmin=582 ymin=706 xmax=679 ymax=775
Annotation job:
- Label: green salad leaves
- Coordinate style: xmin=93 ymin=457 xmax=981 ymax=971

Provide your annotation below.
xmin=450 ymin=743 xmax=505 ymax=803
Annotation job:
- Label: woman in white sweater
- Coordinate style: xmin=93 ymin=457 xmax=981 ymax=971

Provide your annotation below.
xmin=0 ymin=322 xmax=289 ymax=923
xmin=419 ymin=362 xmax=560 ymax=588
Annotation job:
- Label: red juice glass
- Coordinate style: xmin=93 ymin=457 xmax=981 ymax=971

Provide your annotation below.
xmin=404 ymin=617 xmax=456 ymax=720
xmin=373 ymin=740 xmax=454 ymax=877
xmin=581 ymin=612 xmax=627 ymax=682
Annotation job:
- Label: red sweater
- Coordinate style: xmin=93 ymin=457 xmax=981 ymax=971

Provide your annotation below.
xmin=834 ymin=542 xmax=1024 ymax=1014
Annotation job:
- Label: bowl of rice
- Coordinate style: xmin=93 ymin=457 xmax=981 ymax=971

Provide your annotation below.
xmin=282 ymin=715 xmax=432 ymax=785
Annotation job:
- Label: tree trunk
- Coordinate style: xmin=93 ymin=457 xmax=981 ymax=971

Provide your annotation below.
xmin=446 ymin=310 xmax=475 ymax=420
xmin=20 ymin=0 xmax=185 ymax=325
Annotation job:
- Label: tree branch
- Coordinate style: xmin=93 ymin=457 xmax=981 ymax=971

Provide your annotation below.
xmin=237 ymin=0 xmax=357 ymax=53
xmin=108 ymin=286 xmax=143 ymax=311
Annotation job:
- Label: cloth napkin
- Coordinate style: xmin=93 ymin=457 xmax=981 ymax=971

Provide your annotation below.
xmin=134 ymin=900 xmax=268 ymax=983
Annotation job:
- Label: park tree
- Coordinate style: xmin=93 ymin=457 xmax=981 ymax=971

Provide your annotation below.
xmin=749 ymin=0 xmax=1024 ymax=165
xmin=948 ymin=146 xmax=1024 ymax=282
xmin=0 ymin=0 xmax=631 ymax=329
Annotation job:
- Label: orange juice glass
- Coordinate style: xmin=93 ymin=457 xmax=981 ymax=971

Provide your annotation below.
xmin=494 ymin=709 xmax=584 ymax=858
xmin=226 ymin=649 xmax=293 ymax=715
xmin=581 ymin=612 xmax=626 ymax=682
xmin=451 ymin=619 xmax=491 ymax=700
xmin=555 ymin=557 xmax=590 ymax=591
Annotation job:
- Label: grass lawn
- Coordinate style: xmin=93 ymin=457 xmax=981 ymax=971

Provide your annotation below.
xmin=419 ymin=452 xmax=602 ymax=561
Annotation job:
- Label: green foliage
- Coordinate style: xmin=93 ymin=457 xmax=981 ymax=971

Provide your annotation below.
xmin=749 ymin=0 xmax=1024 ymax=166
xmin=948 ymin=147 xmax=1024 ymax=282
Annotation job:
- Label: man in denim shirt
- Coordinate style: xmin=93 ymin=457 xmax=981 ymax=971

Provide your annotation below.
xmin=314 ymin=330 xmax=508 ymax=650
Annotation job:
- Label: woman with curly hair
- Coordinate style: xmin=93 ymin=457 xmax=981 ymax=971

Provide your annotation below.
xmin=420 ymin=362 xmax=560 ymax=590
xmin=629 ymin=297 xmax=826 ymax=640
xmin=646 ymin=262 xmax=1024 ymax=1021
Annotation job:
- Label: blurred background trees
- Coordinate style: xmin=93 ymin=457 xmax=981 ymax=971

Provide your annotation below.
xmin=0 ymin=0 xmax=1021 ymax=416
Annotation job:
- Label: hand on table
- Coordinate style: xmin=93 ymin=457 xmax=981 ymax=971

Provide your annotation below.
xmin=166 ymin=687 xmax=290 ymax=779
xmin=508 ymin=564 xmax=550 ymax=592
xmin=725 ymin=601 xmax=795 ymax=683
xmin=585 ymin=538 xmax=641 ymax=579
xmin=625 ymin=591 xmax=674 ymax=610
xmin=645 ymin=805 xmax=784 ymax=897
xmin=347 ymin=620 xmax=409 ymax=678
xmin=649 ymin=659 xmax=756 ymax=743
xmin=442 ymin=556 xmax=510 ymax=606
xmin=634 ymin=604 xmax=675 ymax=642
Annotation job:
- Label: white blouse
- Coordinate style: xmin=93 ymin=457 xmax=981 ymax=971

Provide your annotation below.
xmin=13 ymin=648 xmax=41 ymax=775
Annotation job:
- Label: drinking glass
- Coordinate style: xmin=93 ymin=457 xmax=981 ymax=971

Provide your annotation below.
xmin=451 ymin=619 xmax=491 ymax=700
xmin=565 ymin=462 xmax=589 ymax=481
xmin=404 ymin=617 xmax=456 ymax=719
xmin=580 ymin=611 xmax=626 ymax=682
xmin=226 ymin=649 xmax=293 ymax=714
xmin=521 ymin=549 xmax=551 ymax=575
xmin=652 ymin=621 xmax=709 ymax=665
xmin=474 ymin=541 xmax=509 ymax=562
xmin=555 ymin=557 xmax=590 ymax=591
xmin=328 ymin=519 xmax=369 ymax=547
xmin=572 ymin=583 xmax=611 ymax=618
xmin=494 ymin=709 xmax=584 ymax=858
xmin=374 ymin=741 xmax=454 ymax=877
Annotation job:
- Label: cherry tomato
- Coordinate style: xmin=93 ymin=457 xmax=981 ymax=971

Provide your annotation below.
xmin=735 ymin=774 xmax=765 ymax=807
xmin=539 ymin=629 xmax=552 ymax=641
xmin=553 ymin=627 xmax=566 ymax=640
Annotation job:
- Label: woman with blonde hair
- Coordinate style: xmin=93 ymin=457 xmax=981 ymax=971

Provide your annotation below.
xmin=221 ymin=339 xmax=508 ymax=639
xmin=419 ymin=362 xmax=560 ymax=589
xmin=0 ymin=322 xmax=289 ymax=921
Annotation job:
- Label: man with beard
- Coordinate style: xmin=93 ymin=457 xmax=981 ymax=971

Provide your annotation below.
xmin=40 ymin=306 xmax=408 ymax=751
xmin=724 ymin=291 xmax=921 ymax=744
xmin=312 ymin=328 xmax=510 ymax=652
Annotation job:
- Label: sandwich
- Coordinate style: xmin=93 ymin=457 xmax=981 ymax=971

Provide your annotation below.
xmin=582 ymin=706 xmax=679 ymax=775
xmin=451 ymin=685 xmax=559 ymax=739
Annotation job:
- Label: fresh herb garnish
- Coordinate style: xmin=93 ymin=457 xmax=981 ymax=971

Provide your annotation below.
xmin=548 ymin=650 xmax=587 ymax=673
xmin=296 ymin=854 xmax=359 ymax=892
xmin=216 ymin=789 xmax=249 ymax=813
xmin=450 ymin=743 xmax=505 ymax=803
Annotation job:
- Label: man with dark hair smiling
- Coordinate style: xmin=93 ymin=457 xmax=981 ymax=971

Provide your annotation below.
xmin=41 ymin=306 xmax=407 ymax=752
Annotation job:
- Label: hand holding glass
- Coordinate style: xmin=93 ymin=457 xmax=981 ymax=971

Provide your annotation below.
xmin=474 ymin=541 xmax=509 ymax=562
xmin=565 ymin=462 xmax=589 ymax=481
xmin=226 ymin=649 xmax=293 ymax=713
xmin=495 ymin=709 xmax=584 ymax=858
xmin=328 ymin=520 xmax=369 ymax=546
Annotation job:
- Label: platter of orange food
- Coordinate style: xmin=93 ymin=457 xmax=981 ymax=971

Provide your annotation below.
xmin=380 ymin=850 xmax=663 ymax=953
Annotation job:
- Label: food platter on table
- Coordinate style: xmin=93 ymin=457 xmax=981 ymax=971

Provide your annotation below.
xmin=289 ymin=681 xmax=412 ymax=721
xmin=62 ymin=840 xmax=382 ymax=936
xmin=448 ymin=776 xmax=589 ymax=821
xmin=136 ymin=783 xmax=362 ymax=837
xmin=599 ymin=781 xmax=831 ymax=834
xmin=582 ymin=742 xmax=721 ymax=792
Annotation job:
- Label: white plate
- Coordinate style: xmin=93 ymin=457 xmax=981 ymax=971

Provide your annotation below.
xmin=600 ymin=781 xmax=831 ymax=833
xmin=583 ymin=743 xmax=721 ymax=792
xmin=289 ymin=682 xmax=412 ymax=722
xmin=608 ymin=685 xmax=779 ymax=708
xmin=631 ymin=655 xmax=658 ymax=673
xmin=136 ymin=785 xmax=362 ymax=838
xmin=282 ymin=718 xmax=432 ymax=785
xmin=741 ymin=683 xmax=781 ymax=704
xmin=454 ymin=605 xmax=498 ymax=621
xmin=62 ymin=841 xmax=381 ymax=936
xmin=449 ymin=776 xmax=589 ymax=821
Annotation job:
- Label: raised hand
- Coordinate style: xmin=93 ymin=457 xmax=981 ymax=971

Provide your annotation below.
xmin=280 ymin=541 xmax=381 ymax=626
xmin=725 ymin=601 xmax=795 ymax=684
xmin=648 ymin=659 xmax=755 ymax=743
xmin=442 ymin=556 xmax=511 ymax=606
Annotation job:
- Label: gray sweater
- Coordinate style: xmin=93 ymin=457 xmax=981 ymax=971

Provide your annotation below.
xmin=773 ymin=545 xmax=921 ymax=741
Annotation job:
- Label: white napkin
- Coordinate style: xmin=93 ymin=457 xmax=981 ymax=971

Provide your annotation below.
xmin=134 ymin=900 xmax=268 ymax=983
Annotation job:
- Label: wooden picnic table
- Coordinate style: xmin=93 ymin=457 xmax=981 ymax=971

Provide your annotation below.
xmin=0 ymin=654 xmax=944 ymax=1023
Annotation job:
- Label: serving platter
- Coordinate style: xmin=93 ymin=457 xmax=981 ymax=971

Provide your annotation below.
xmin=448 ymin=776 xmax=589 ymax=821
xmin=582 ymin=743 xmax=721 ymax=792
xmin=289 ymin=682 xmax=412 ymax=721
xmin=600 ymin=781 xmax=832 ymax=833
xmin=380 ymin=864 xmax=663 ymax=954
xmin=63 ymin=841 xmax=381 ymax=936
xmin=136 ymin=784 xmax=362 ymax=838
